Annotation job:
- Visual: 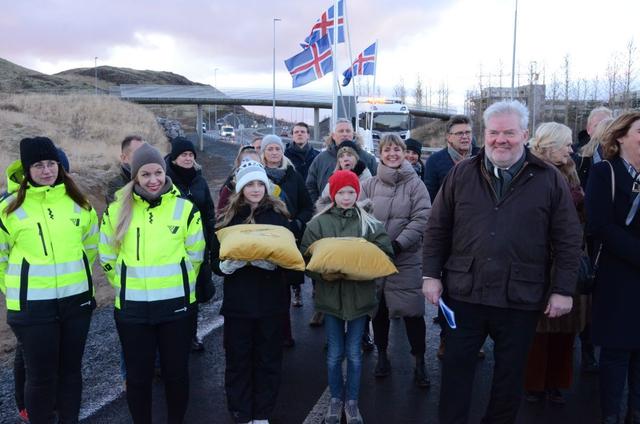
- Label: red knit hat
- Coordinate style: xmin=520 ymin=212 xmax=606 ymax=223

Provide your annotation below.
xmin=328 ymin=170 xmax=360 ymax=201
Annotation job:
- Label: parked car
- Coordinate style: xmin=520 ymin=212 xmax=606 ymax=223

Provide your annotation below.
xmin=220 ymin=125 xmax=235 ymax=139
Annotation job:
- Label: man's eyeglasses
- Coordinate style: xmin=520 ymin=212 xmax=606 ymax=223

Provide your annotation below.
xmin=450 ymin=131 xmax=472 ymax=138
xmin=31 ymin=161 xmax=59 ymax=171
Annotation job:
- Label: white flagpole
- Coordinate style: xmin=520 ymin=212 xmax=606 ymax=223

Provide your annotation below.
xmin=372 ymin=39 xmax=378 ymax=97
xmin=344 ymin=0 xmax=356 ymax=100
xmin=331 ymin=0 xmax=339 ymax=129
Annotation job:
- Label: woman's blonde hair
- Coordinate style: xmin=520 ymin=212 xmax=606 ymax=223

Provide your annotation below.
xmin=528 ymin=122 xmax=580 ymax=187
xmin=113 ymin=180 xmax=136 ymax=247
xmin=378 ymin=133 xmax=406 ymax=153
xmin=579 ymin=117 xmax=614 ymax=158
xmin=216 ymin=182 xmax=290 ymax=229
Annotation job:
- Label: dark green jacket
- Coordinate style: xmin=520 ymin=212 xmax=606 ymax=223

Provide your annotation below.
xmin=300 ymin=205 xmax=393 ymax=321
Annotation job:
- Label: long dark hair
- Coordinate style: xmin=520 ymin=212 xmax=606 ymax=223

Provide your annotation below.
xmin=5 ymin=167 xmax=92 ymax=215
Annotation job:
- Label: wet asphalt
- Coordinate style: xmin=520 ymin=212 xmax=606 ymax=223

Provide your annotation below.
xmin=0 ymin=137 xmax=604 ymax=423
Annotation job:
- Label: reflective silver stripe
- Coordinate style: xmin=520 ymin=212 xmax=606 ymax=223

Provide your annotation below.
xmin=0 ymin=257 xmax=7 ymax=263
xmin=124 ymin=283 xmax=195 ymax=302
xmin=6 ymin=260 xmax=85 ymax=277
xmin=100 ymin=233 xmax=113 ymax=245
xmin=0 ymin=243 xmax=9 ymax=251
xmin=187 ymin=250 xmax=204 ymax=262
xmin=99 ymin=253 xmax=117 ymax=261
xmin=14 ymin=207 xmax=27 ymax=220
xmin=84 ymin=245 xmax=97 ymax=251
xmin=126 ymin=263 xmax=186 ymax=279
xmin=5 ymin=281 xmax=89 ymax=301
xmin=173 ymin=198 xmax=186 ymax=220
xmin=5 ymin=287 xmax=19 ymax=300
xmin=83 ymin=225 xmax=99 ymax=241
xmin=74 ymin=203 xmax=81 ymax=214
xmin=185 ymin=232 xmax=204 ymax=246
xmin=27 ymin=280 xmax=89 ymax=300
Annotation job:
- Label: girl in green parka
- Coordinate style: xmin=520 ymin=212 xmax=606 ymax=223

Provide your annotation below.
xmin=300 ymin=170 xmax=393 ymax=424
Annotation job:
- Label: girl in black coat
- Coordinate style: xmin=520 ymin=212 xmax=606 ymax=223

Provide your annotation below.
xmin=585 ymin=112 xmax=640 ymax=424
xmin=261 ymin=134 xmax=313 ymax=343
xmin=166 ymin=137 xmax=216 ymax=350
xmin=212 ymin=159 xmax=297 ymax=424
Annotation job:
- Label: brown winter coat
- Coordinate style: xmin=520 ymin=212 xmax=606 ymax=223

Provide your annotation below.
xmin=362 ymin=160 xmax=432 ymax=317
xmin=423 ymin=149 xmax=582 ymax=312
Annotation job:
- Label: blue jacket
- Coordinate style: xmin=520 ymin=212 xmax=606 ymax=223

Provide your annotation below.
xmin=423 ymin=146 xmax=480 ymax=202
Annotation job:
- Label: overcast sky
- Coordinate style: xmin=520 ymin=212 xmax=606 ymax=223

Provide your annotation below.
xmin=2 ymin=0 xmax=638 ymax=114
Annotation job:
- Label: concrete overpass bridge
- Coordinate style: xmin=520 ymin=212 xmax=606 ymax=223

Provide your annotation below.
xmin=110 ymin=84 xmax=453 ymax=149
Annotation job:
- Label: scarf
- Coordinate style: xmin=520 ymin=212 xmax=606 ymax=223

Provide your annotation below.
xmin=134 ymin=176 xmax=173 ymax=203
xmin=265 ymin=166 xmax=287 ymax=184
xmin=484 ymin=151 xmax=526 ymax=200
xmin=169 ymin=162 xmax=197 ymax=186
xmin=447 ymin=145 xmax=472 ymax=164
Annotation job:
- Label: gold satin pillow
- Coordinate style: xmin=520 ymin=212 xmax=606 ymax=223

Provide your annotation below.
xmin=216 ymin=224 xmax=305 ymax=271
xmin=304 ymin=237 xmax=398 ymax=281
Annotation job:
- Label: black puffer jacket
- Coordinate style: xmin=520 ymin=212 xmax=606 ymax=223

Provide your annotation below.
xmin=165 ymin=160 xmax=216 ymax=244
xmin=266 ymin=165 xmax=314 ymax=230
xmin=212 ymin=204 xmax=296 ymax=318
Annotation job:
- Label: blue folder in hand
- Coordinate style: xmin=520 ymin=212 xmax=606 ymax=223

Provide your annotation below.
xmin=439 ymin=299 xmax=457 ymax=329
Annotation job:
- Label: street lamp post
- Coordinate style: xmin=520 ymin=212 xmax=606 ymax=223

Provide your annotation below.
xmin=94 ymin=56 xmax=98 ymax=95
xmin=510 ymin=0 xmax=518 ymax=100
xmin=273 ymin=18 xmax=281 ymax=135
xmin=214 ymin=67 xmax=219 ymax=131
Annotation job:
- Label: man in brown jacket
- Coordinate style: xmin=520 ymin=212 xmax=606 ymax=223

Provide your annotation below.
xmin=422 ymin=100 xmax=582 ymax=424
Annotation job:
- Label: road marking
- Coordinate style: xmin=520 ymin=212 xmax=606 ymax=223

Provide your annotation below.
xmin=303 ymin=386 xmax=331 ymax=424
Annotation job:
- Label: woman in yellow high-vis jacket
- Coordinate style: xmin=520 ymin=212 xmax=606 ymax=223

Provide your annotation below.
xmin=99 ymin=143 xmax=205 ymax=424
xmin=0 ymin=137 xmax=99 ymax=424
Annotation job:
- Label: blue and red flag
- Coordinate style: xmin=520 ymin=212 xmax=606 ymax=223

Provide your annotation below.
xmin=301 ymin=0 xmax=345 ymax=48
xmin=285 ymin=34 xmax=333 ymax=88
xmin=342 ymin=42 xmax=377 ymax=86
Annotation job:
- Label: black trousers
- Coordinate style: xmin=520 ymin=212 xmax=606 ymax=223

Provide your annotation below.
xmin=372 ymin=294 xmax=426 ymax=357
xmin=10 ymin=312 xmax=92 ymax=424
xmin=599 ymin=347 xmax=640 ymax=419
xmin=224 ymin=315 xmax=284 ymax=423
xmin=439 ymin=299 xmax=539 ymax=424
xmin=14 ymin=340 xmax=26 ymax=411
xmin=116 ymin=314 xmax=195 ymax=424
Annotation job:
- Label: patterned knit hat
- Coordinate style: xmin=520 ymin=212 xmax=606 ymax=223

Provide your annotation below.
xmin=235 ymin=159 xmax=270 ymax=193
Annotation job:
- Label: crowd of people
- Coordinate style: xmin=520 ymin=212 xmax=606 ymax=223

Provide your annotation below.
xmin=0 ymin=100 xmax=638 ymax=424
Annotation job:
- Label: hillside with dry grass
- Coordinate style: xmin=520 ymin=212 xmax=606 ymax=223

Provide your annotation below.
xmin=0 ymin=93 xmax=168 ymax=210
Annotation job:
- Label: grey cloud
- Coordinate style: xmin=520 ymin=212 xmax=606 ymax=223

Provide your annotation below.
xmin=2 ymin=0 xmax=448 ymax=73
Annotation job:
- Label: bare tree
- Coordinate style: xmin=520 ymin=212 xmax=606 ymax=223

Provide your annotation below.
xmin=414 ymin=74 xmax=424 ymax=107
xmin=393 ymin=78 xmax=407 ymax=103
xmin=562 ymin=54 xmax=570 ymax=125
xmin=606 ymin=53 xmax=621 ymax=106
xmin=622 ymin=38 xmax=637 ymax=110
xmin=591 ymin=74 xmax=600 ymax=101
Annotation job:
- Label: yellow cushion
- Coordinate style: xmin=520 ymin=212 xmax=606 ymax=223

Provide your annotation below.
xmin=216 ymin=224 xmax=305 ymax=271
xmin=305 ymin=237 xmax=398 ymax=281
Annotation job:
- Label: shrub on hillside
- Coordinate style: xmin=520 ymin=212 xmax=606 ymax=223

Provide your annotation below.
xmin=0 ymin=94 xmax=168 ymax=209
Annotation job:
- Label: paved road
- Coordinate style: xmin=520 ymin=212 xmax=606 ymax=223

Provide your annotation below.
xmin=82 ymin=281 xmax=602 ymax=424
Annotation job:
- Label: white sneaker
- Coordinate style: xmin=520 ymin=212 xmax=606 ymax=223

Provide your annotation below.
xmin=253 ymin=420 xmax=269 ymax=424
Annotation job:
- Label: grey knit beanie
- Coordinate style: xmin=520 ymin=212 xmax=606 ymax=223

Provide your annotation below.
xmin=131 ymin=143 xmax=166 ymax=178
xmin=260 ymin=134 xmax=284 ymax=154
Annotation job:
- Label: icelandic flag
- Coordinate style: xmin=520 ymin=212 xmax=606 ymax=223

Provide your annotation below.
xmin=302 ymin=0 xmax=345 ymax=48
xmin=285 ymin=34 xmax=333 ymax=88
xmin=342 ymin=42 xmax=377 ymax=86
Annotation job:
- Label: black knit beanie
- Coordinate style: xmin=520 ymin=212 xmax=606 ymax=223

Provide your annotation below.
xmin=170 ymin=137 xmax=196 ymax=161
xmin=20 ymin=137 xmax=59 ymax=171
xmin=405 ymin=138 xmax=423 ymax=158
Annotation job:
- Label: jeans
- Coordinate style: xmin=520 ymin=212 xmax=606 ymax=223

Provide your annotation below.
xmin=325 ymin=314 xmax=368 ymax=401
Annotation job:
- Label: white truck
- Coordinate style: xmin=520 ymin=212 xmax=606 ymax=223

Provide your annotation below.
xmin=355 ymin=97 xmax=411 ymax=153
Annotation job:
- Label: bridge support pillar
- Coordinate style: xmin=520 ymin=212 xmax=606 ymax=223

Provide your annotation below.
xmin=313 ymin=108 xmax=320 ymax=142
xmin=196 ymin=104 xmax=204 ymax=151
